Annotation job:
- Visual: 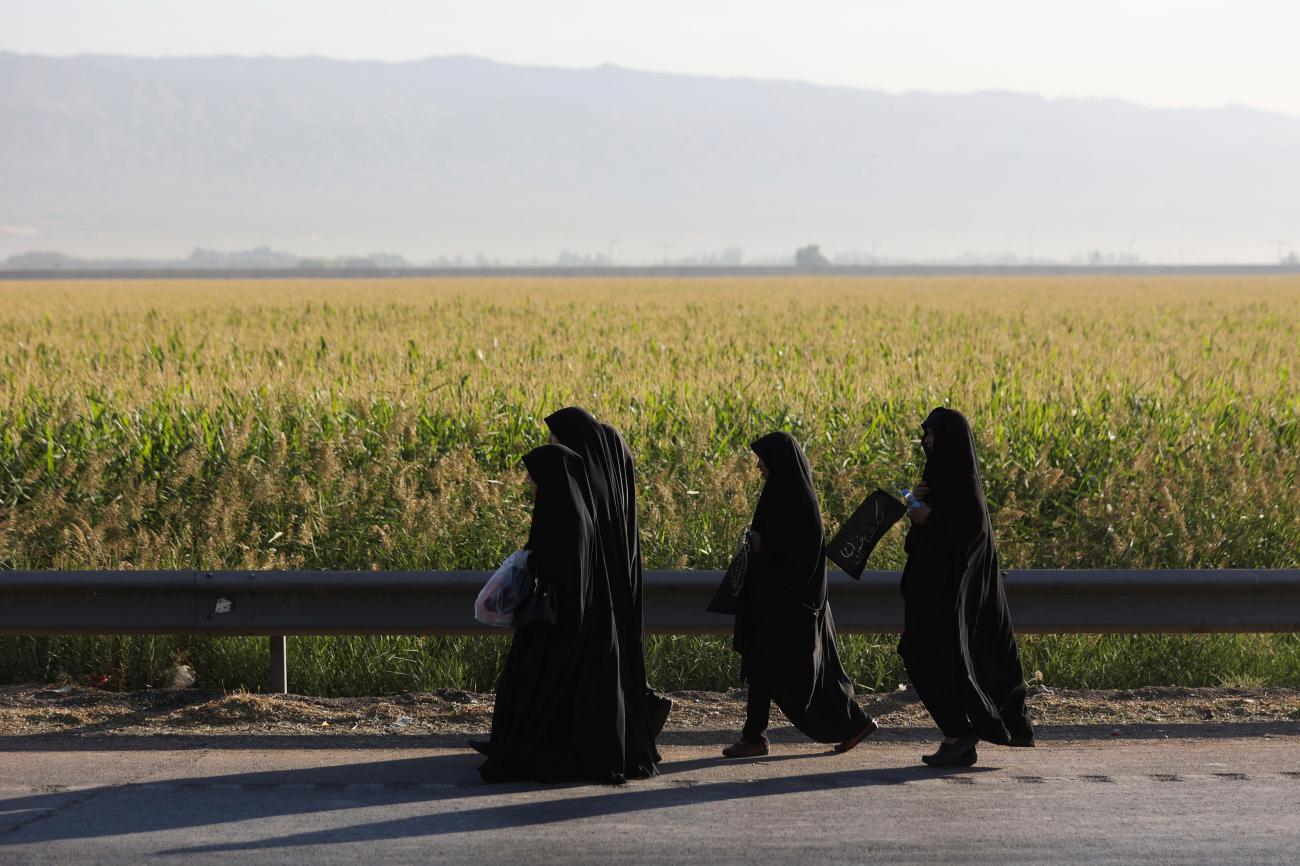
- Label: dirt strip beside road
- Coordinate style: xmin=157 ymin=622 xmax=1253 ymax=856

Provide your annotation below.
xmin=2 ymin=684 xmax=1297 ymax=740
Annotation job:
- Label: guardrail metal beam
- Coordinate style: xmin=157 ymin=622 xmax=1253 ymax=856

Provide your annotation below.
xmin=5 ymin=569 xmax=1295 ymax=695
xmin=2 ymin=569 xmax=1297 ymax=636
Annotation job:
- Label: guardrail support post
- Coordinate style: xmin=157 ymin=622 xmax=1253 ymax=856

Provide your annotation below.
xmin=269 ymin=635 xmax=288 ymax=694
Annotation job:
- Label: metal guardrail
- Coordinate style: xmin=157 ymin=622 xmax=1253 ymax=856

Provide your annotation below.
xmin=2 ymin=569 xmax=1297 ymax=692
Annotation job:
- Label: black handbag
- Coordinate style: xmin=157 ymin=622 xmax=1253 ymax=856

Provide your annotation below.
xmin=512 ymin=569 xmax=559 ymax=628
xmin=825 ymin=489 xmax=906 ymax=579
xmin=706 ymin=529 xmax=753 ymax=615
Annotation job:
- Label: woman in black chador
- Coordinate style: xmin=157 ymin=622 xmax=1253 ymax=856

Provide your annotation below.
xmin=479 ymin=443 xmax=627 ymax=784
xmin=725 ymin=431 xmax=878 ymax=758
xmin=900 ymin=408 xmax=1035 ymax=768
xmin=545 ymin=407 xmax=666 ymax=780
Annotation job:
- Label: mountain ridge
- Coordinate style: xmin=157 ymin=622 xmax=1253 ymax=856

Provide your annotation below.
xmin=5 ymin=51 xmax=1297 ymax=119
xmin=3 ymin=53 xmax=1297 ymax=262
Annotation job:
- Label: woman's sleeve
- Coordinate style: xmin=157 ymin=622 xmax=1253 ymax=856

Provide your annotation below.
xmin=528 ymin=532 xmax=582 ymax=593
xmin=750 ymin=532 xmax=792 ymax=572
xmin=905 ymin=504 xmax=969 ymax=569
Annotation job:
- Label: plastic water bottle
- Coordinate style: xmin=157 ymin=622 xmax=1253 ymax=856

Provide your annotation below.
xmin=901 ymin=488 xmax=924 ymax=511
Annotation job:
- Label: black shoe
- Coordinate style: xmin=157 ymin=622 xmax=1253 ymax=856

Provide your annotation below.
xmin=649 ymin=696 xmax=673 ymax=740
xmin=722 ymin=737 xmax=769 ymax=758
xmin=922 ymin=735 xmax=979 ymax=767
xmin=467 ymin=738 xmax=492 ymax=756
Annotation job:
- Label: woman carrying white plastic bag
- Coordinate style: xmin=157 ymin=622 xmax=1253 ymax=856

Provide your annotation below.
xmin=474 ymin=443 xmax=628 ymax=784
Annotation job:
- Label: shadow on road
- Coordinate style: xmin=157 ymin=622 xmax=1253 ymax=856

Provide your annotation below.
xmin=1 ymin=721 xmax=1295 ymax=753
xmin=169 ymin=764 xmax=1000 ymax=855
xmin=0 ymin=751 xmax=995 ymax=851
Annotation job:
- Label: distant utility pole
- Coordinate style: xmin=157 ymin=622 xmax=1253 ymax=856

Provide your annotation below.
xmin=607 ymin=239 xmax=618 ymax=267
xmin=660 ymin=242 xmax=675 ymax=266
xmin=1276 ymin=240 xmax=1290 ymax=263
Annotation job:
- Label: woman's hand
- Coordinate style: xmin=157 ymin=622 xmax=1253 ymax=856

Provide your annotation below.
xmin=913 ymin=483 xmax=930 ymax=500
xmin=907 ymin=503 xmax=931 ymax=525
xmin=746 ymin=528 xmax=762 ymax=552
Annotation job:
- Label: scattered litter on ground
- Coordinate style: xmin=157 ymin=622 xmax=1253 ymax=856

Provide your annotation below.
xmin=168 ymin=665 xmax=196 ymax=689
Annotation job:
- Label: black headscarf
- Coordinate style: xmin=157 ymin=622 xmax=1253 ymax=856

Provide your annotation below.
xmin=599 ymin=422 xmax=640 ymax=598
xmin=522 ymin=443 xmax=597 ymax=618
xmin=544 ymin=407 xmax=660 ymax=778
xmin=900 ymin=407 xmax=1032 ymax=746
xmin=546 ymin=408 xmax=619 ymax=531
xmin=749 ymin=431 xmax=826 ymax=609
xmin=920 ymin=407 xmax=989 ymax=546
xmin=734 ymin=432 xmax=868 ymax=743
xmin=545 ymin=407 xmax=643 ymax=604
xmin=480 ymin=443 xmax=627 ymax=784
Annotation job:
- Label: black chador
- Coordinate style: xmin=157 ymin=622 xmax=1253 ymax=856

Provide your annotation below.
xmin=733 ymin=432 xmax=873 ymax=746
xmin=480 ymin=444 xmax=627 ymax=784
xmin=899 ymin=408 xmax=1035 ymax=748
xmin=545 ymin=407 xmax=663 ymax=779
xmin=600 ymin=421 xmax=675 ymax=733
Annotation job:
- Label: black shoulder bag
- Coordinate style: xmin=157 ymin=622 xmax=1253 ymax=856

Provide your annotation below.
xmin=706 ymin=529 xmax=753 ymax=615
xmin=512 ymin=557 xmax=559 ymax=628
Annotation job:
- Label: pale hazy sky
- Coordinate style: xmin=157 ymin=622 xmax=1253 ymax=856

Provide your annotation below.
xmin=5 ymin=0 xmax=1300 ymax=117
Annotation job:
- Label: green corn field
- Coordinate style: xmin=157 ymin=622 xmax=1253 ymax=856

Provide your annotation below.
xmin=1 ymin=276 xmax=1297 ymax=694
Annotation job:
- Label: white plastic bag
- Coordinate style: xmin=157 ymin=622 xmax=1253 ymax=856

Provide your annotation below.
xmin=474 ymin=550 xmax=532 ymax=627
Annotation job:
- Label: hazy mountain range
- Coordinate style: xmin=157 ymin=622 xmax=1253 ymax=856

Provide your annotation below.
xmin=2 ymin=53 xmax=1298 ymax=263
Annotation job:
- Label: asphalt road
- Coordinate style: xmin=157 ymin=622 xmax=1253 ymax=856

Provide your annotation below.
xmin=2 ymin=726 xmax=1298 ymax=865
